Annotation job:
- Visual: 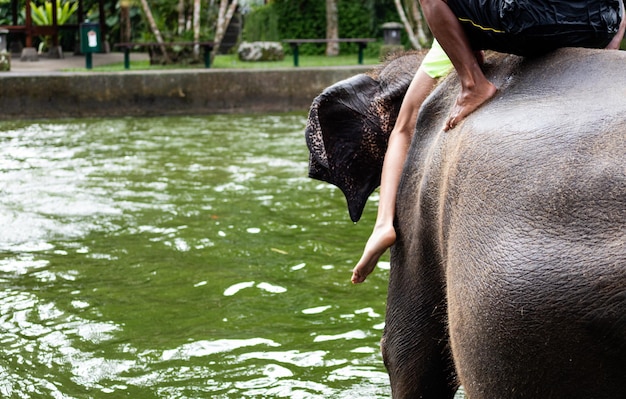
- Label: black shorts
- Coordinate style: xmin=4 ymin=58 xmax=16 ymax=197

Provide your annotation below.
xmin=447 ymin=0 xmax=623 ymax=56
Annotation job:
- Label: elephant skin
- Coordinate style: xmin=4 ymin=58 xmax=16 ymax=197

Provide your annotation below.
xmin=306 ymin=48 xmax=626 ymax=398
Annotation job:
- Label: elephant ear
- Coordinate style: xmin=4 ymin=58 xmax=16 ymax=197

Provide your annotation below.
xmin=306 ymin=72 xmax=407 ymax=222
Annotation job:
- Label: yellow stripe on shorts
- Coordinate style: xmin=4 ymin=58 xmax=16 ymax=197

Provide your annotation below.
xmin=458 ymin=17 xmax=505 ymax=33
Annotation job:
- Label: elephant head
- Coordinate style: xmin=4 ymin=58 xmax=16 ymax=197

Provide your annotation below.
xmin=305 ymin=53 xmax=422 ymax=222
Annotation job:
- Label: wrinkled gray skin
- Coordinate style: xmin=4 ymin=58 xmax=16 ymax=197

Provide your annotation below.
xmin=306 ymin=48 xmax=626 ymax=398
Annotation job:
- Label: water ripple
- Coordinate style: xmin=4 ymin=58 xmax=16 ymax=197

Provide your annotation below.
xmin=0 ymin=115 xmax=406 ymax=398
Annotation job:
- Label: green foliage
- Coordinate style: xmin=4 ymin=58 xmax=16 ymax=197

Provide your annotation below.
xmin=337 ymin=0 xmax=375 ymax=54
xmin=242 ymin=4 xmax=279 ymax=42
xmin=268 ymin=0 xmax=401 ymax=55
xmin=272 ymin=0 xmax=325 ymax=54
xmin=0 ymin=0 xmax=13 ymax=25
xmin=134 ymin=0 xmax=214 ymax=43
xmin=339 ymin=0 xmax=375 ymax=37
xmin=105 ymin=1 xmax=145 ymax=46
xmin=30 ymin=0 xmax=78 ymax=25
xmin=371 ymin=0 xmax=402 ymax=33
xmin=29 ymin=0 xmax=78 ymax=52
xmin=59 ymin=0 xmax=401 ymax=58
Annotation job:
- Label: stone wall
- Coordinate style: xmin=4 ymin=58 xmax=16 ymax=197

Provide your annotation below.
xmin=0 ymin=66 xmax=370 ymax=120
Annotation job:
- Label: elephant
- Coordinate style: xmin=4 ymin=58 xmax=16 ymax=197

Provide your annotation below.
xmin=306 ymin=48 xmax=626 ymax=398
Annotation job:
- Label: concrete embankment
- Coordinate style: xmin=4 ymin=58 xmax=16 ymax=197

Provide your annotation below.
xmin=0 ymin=66 xmax=371 ymax=120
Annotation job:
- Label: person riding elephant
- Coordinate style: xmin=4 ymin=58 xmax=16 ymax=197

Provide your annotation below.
xmin=351 ymin=0 xmax=625 ymax=285
xmin=422 ymin=0 xmax=625 ymax=130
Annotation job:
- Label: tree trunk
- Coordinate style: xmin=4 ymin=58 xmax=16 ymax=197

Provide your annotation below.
xmin=409 ymin=0 xmax=430 ymax=46
xmin=394 ymin=0 xmax=421 ymax=49
xmin=193 ymin=0 xmax=201 ymax=60
xmin=139 ymin=0 xmax=171 ymax=62
xmin=325 ymin=0 xmax=339 ymax=56
xmin=120 ymin=0 xmax=131 ymax=43
xmin=177 ymin=0 xmax=185 ymax=35
xmin=211 ymin=0 xmax=238 ymax=60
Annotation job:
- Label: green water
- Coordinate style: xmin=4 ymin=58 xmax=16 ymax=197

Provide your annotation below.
xmin=0 ymin=114 xmax=396 ymax=398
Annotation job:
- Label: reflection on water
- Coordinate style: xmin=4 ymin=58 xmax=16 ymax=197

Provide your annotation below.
xmin=0 ymin=115 xmax=462 ymax=398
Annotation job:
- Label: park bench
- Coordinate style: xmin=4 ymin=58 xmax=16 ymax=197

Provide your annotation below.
xmin=282 ymin=38 xmax=376 ymax=67
xmin=0 ymin=24 xmax=78 ymax=59
xmin=114 ymin=41 xmax=215 ymax=69
xmin=0 ymin=25 xmax=27 ymax=34
xmin=0 ymin=24 xmax=78 ymax=40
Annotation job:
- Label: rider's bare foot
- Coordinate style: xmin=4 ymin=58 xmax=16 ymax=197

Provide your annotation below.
xmin=351 ymin=223 xmax=396 ymax=284
xmin=445 ymin=78 xmax=497 ymax=131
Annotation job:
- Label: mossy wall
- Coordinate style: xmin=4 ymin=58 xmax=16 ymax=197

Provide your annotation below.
xmin=0 ymin=66 xmax=369 ymax=119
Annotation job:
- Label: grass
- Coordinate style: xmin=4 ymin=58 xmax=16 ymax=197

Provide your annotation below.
xmin=67 ymin=53 xmax=382 ymax=72
xmin=213 ymin=53 xmax=381 ymax=68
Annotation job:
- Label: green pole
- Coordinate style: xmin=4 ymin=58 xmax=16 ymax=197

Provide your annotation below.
xmin=358 ymin=43 xmax=365 ymax=65
xmin=292 ymin=44 xmax=299 ymax=67
xmin=204 ymin=46 xmax=211 ymax=68
xmin=85 ymin=52 xmax=93 ymax=69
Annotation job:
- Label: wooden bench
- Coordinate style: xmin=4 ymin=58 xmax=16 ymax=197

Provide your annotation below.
xmin=0 ymin=25 xmax=27 ymax=34
xmin=114 ymin=41 xmax=215 ymax=69
xmin=282 ymin=38 xmax=376 ymax=67
xmin=0 ymin=24 xmax=78 ymax=39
